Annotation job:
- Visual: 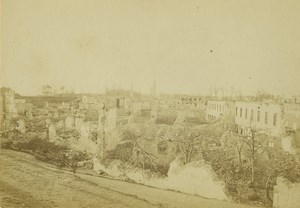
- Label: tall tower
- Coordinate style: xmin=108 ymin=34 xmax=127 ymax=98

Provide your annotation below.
xmin=130 ymin=82 xmax=134 ymax=97
xmin=0 ymin=88 xmax=3 ymax=130
xmin=150 ymin=79 xmax=157 ymax=97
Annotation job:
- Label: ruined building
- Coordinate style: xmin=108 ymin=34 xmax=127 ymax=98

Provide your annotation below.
xmin=235 ymin=101 xmax=285 ymax=137
xmin=79 ymin=95 xmax=100 ymax=110
xmin=282 ymin=103 xmax=300 ymax=147
xmin=175 ymin=96 xmax=203 ymax=109
xmin=206 ymin=100 xmax=235 ymax=122
xmin=0 ymin=88 xmax=17 ymax=121
xmin=234 ymin=101 xmax=300 ymax=152
xmin=15 ymin=98 xmax=32 ymax=115
xmin=0 ymin=92 xmax=3 ymax=129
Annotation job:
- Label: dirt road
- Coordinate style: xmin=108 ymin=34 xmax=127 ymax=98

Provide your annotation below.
xmin=0 ymin=149 xmax=256 ymax=208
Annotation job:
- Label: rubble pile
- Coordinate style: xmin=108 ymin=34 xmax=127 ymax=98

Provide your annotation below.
xmin=1 ymin=88 xmax=300 ymax=207
xmin=25 ymin=118 xmax=47 ymax=132
xmin=93 ymin=155 xmax=228 ymax=201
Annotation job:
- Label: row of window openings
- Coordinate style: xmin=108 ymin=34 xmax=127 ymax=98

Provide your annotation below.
xmin=236 ymin=108 xmax=278 ymax=126
xmin=207 ymin=114 xmax=216 ymax=120
xmin=209 ymin=104 xmax=224 ymax=112
xmin=181 ymin=98 xmax=201 ymax=102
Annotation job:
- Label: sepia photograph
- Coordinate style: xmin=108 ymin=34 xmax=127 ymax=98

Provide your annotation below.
xmin=1 ymin=0 xmax=300 ymax=207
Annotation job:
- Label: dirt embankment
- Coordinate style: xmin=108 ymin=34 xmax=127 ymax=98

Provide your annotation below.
xmin=0 ymin=149 xmax=257 ymax=208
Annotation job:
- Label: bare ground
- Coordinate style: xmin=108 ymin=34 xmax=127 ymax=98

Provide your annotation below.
xmin=0 ymin=149 xmax=258 ymax=208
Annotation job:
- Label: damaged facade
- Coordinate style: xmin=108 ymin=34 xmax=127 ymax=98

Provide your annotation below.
xmin=206 ymin=100 xmax=235 ymax=122
xmin=2 ymin=84 xmax=300 ymax=206
xmin=234 ymin=101 xmax=300 ymax=149
xmin=0 ymin=88 xmax=18 ymax=120
xmin=273 ymin=177 xmax=300 ymax=208
xmin=235 ymin=101 xmax=284 ymax=137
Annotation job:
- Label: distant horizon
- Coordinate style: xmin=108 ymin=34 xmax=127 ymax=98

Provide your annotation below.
xmin=1 ymin=84 xmax=298 ymax=98
xmin=2 ymin=0 xmax=300 ymax=97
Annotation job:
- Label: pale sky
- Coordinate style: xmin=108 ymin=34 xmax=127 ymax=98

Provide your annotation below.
xmin=1 ymin=0 xmax=300 ymax=96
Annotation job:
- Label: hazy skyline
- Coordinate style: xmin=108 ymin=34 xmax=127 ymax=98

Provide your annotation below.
xmin=1 ymin=0 xmax=300 ymax=96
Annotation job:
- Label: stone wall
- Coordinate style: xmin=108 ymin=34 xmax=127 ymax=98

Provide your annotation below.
xmin=105 ymin=108 xmax=117 ymax=132
xmin=65 ymin=116 xmax=74 ymax=129
xmin=283 ymin=103 xmax=300 ymax=131
xmin=281 ymin=136 xmax=296 ymax=154
xmin=132 ymin=102 xmax=142 ymax=116
xmin=124 ymin=98 xmax=132 ymax=113
xmin=2 ymin=88 xmax=17 ymax=119
xmin=165 ymin=156 xmax=228 ymax=200
xmin=78 ymin=122 xmax=97 ymax=154
xmin=93 ymin=156 xmax=228 ymax=201
xmin=273 ymin=177 xmax=300 ymax=208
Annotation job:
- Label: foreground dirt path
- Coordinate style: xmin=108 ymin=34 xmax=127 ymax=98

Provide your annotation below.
xmin=0 ymin=149 xmax=257 ymax=208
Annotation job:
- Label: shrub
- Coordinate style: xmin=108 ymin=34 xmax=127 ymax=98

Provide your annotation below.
xmin=1 ymin=139 xmax=13 ymax=149
xmin=155 ymin=115 xmax=176 ymax=125
xmin=15 ymin=138 xmax=68 ymax=153
xmin=104 ymin=142 xmax=133 ymax=162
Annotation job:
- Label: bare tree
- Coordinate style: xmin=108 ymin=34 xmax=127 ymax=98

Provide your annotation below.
xmin=239 ymin=125 xmax=263 ymax=184
xmin=260 ymin=148 xmax=300 ymax=205
xmin=233 ymin=137 xmax=245 ymax=169
xmin=168 ymin=124 xmax=206 ymax=164
xmin=119 ymin=128 xmax=159 ymax=172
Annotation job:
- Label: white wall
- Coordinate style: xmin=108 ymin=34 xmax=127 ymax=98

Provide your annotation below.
xmin=235 ymin=101 xmax=284 ymax=137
